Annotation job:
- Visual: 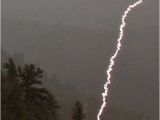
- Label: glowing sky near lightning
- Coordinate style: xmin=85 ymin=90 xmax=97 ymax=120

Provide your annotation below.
xmin=97 ymin=1 xmax=143 ymax=120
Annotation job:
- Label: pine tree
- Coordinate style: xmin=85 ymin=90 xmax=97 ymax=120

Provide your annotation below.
xmin=2 ymin=58 xmax=60 ymax=120
xmin=2 ymin=58 xmax=24 ymax=120
xmin=17 ymin=63 xmax=60 ymax=120
xmin=72 ymin=101 xmax=85 ymax=120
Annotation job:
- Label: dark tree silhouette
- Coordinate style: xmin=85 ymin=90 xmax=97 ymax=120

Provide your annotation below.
xmin=72 ymin=101 xmax=85 ymax=120
xmin=17 ymin=63 xmax=60 ymax=120
xmin=2 ymin=58 xmax=25 ymax=120
xmin=2 ymin=58 xmax=60 ymax=120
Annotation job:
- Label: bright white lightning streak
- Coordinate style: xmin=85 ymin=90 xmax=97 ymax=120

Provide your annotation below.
xmin=97 ymin=0 xmax=143 ymax=120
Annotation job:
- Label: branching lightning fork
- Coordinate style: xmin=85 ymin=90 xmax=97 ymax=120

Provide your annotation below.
xmin=97 ymin=1 xmax=143 ymax=120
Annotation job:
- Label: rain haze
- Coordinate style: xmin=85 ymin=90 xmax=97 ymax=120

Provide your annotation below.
xmin=2 ymin=0 xmax=159 ymax=120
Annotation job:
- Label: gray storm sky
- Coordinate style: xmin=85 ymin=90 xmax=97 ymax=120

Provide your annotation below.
xmin=3 ymin=0 xmax=157 ymax=28
xmin=2 ymin=0 xmax=159 ymax=120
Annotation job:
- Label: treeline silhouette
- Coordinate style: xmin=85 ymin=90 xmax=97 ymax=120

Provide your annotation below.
xmin=2 ymin=57 xmax=149 ymax=120
xmin=2 ymin=58 xmax=85 ymax=120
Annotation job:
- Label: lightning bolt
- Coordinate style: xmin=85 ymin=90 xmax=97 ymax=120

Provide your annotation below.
xmin=97 ymin=0 xmax=143 ymax=120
